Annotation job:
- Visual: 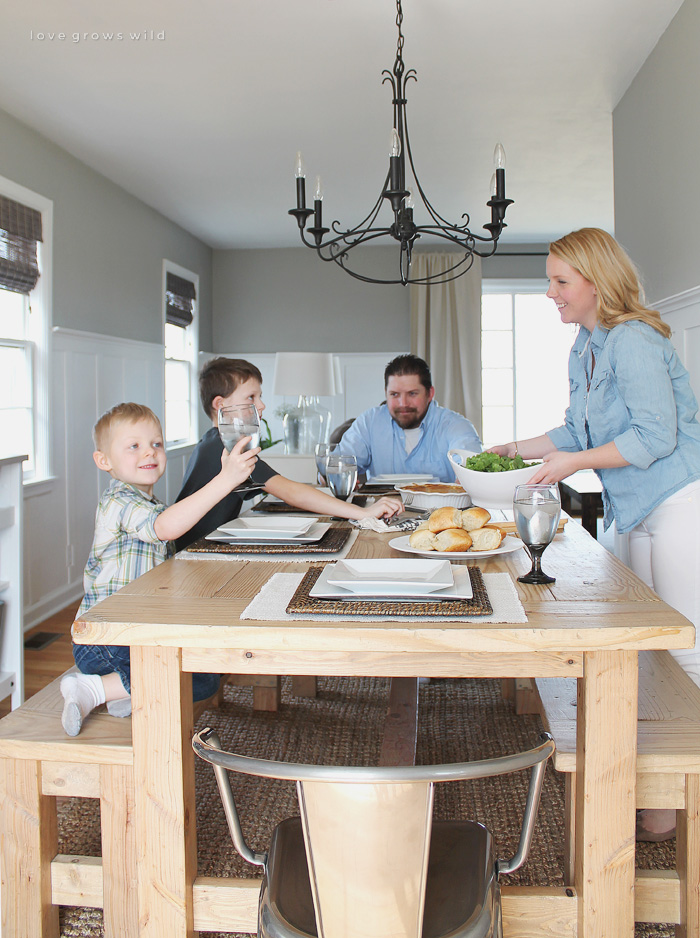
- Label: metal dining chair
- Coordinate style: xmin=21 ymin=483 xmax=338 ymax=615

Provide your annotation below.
xmin=193 ymin=728 xmax=554 ymax=938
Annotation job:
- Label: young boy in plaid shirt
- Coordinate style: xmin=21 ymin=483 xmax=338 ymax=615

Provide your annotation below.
xmin=61 ymin=402 xmax=259 ymax=736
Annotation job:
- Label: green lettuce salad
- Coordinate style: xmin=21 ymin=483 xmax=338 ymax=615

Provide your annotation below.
xmin=463 ymin=453 xmax=537 ymax=473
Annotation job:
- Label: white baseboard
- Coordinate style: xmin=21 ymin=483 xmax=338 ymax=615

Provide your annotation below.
xmin=24 ymin=581 xmax=83 ymax=632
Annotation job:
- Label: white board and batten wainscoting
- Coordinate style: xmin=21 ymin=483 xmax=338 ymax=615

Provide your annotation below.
xmin=22 ymin=332 xmax=396 ymax=630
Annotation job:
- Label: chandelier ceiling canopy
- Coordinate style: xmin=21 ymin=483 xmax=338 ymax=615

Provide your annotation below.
xmin=289 ymin=0 xmax=514 ymax=286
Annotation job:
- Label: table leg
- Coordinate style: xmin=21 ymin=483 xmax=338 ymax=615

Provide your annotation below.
xmin=575 ymin=649 xmax=637 ymax=938
xmin=131 ymin=646 xmax=198 ymax=938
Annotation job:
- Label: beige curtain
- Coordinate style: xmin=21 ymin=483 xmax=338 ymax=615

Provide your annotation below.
xmin=409 ymin=252 xmax=482 ymax=435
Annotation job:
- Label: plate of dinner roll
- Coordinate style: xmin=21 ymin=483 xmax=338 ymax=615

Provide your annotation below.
xmin=389 ymin=505 xmax=524 ymax=558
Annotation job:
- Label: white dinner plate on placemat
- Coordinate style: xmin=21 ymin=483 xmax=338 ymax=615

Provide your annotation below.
xmin=311 ymin=562 xmax=473 ymax=601
xmin=364 ymin=473 xmax=434 ymax=486
xmin=325 ymin=558 xmax=453 ymax=594
xmin=388 ymin=534 xmax=524 ymax=560
xmin=218 ymin=516 xmax=318 ymax=538
xmin=207 ymin=522 xmax=330 ymax=545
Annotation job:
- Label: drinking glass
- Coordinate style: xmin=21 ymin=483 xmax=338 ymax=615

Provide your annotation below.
xmin=218 ymin=403 xmax=261 ymax=490
xmin=314 ymin=442 xmax=338 ymax=485
xmin=513 ymin=483 xmax=561 ymax=584
xmin=325 ymin=454 xmax=358 ymax=501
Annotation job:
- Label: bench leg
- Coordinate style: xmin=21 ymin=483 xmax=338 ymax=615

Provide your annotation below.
xmin=676 ymin=773 xmax=700 ymax=938
xmin=291 ymin=676 xmax=318 ymax=698
xmin=0 ymin=757 xmax=59 ymax=937
xmin=100 ymin=763 xmax=138 ymax=938
xmin=253 ymin=677 xmax=282 ymax=711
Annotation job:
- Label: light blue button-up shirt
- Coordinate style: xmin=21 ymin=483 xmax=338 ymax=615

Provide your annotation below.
xmin=338 ymin=400 xmax=482 ymax=482
xmin=547 ymin=320 xmax=700 ymax=532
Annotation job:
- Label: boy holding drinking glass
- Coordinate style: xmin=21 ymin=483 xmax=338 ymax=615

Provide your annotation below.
xmin=174 ymin=357 xmax=402 ymax=550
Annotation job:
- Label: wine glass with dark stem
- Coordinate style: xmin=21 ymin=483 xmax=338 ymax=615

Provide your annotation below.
xmin=513 ymin=483 xmax=561 ymax=584
xmin=218 ymin=403 xmax=261 ymax=491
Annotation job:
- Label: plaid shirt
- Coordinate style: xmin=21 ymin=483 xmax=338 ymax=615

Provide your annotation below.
xmin=78 ymin=478 xmax=172 ymax=615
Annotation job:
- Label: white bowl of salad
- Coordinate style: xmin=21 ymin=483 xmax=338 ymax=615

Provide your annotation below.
xmin=448 ymin=450 xmax=540 ymax=509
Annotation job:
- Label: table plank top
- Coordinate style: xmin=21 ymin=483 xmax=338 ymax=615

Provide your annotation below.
xmin=72 ymin=520 xmax=694 ymax=654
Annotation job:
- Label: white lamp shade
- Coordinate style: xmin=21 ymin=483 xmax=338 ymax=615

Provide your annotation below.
xmin=273 ymin=352 xmax=337 ymax=397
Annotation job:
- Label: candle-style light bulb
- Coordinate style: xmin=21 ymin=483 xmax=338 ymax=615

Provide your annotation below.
xmin=490 ymin=173 xmax=497 ymax=197
xmin=493 ymin=143 xmax=506 ymax=170
xmin=404 ymin=188 xmax=415 ymax=210
xmin=390 ymin=128 xmax=402 ymax=158
xmin=295 ymin=151 xmax=306 ymax=179
xmin=314 ymin=176 xmax=324 ymax=202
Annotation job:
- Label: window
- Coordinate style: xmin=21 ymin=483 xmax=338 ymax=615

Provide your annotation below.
xmin=481 ymin=281 xmax=576 ymax=448
xmin=0 ymin=178 xmax=52 ymax=481
xmin=163 ymin=261 xmax=198 ymax=445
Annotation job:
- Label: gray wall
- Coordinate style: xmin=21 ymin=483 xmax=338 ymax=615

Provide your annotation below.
xmin=613 ymin=0 xmax=699 ymax=303
xmin=212 ymin=244 xmax=548 ymax=353
xmin=0 ymin=107 xmax=213 ymax=348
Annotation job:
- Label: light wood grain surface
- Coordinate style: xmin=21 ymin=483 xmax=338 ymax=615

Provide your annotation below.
xmin=71 ymin=520 xmax=696 ymax=938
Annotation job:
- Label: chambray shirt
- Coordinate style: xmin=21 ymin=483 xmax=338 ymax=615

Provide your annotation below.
xmin=338 ymin=400 xmax=482 ymax=482
xmin=547 ymin=321 xmax=700 ymax=533
xmin=78 ymin=478 xmax=172 ymax=615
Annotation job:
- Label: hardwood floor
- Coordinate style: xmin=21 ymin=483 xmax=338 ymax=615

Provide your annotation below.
xmin=0 ymin=600 xmax=79 ymax=717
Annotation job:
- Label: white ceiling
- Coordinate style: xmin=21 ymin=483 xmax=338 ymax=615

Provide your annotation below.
xmin=0 ymin=0 xmax=684 ymax=250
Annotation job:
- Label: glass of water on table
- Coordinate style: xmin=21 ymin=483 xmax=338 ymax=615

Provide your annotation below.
xmin=218 ymin=403 xmax=261 ymax=490
xmin=314 ymin=443 xmax=338 ymax=485
xmin=325 ymin=453 xmax=358 ymax=501
xmin=513 ymin=483 xmax=561 ymax=584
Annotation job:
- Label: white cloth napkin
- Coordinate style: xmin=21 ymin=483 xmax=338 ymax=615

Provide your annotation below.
xmin=350 ymin=516 xmax=420 ymax=533
xmin=177 ymin=529 xmax=360 ymax=564
xmin=240 ymin=570 xmax=527 ymax=623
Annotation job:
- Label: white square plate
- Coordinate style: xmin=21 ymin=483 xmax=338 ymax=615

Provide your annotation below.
xmin=364 ymin=473 xmax=435 ymax=486
xmin=311 ymin=562 xmax=472 ymax=601
xmin=206 ymin=521 xmax=330 ymax=545
xmin=218 ymin=516 xmax=318 ymax=538
xmin=325 ymin=558 xmax=453 ymax=594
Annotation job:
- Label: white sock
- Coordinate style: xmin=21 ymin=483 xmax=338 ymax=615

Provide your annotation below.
xmin=106 ymin=696 xmax=132 ymax=718
xmin=60 ymin=673 xmax=106 ymax=736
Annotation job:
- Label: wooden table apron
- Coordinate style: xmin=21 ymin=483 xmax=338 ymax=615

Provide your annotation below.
xmin=73 ymin=521 xmax=695 ymax=938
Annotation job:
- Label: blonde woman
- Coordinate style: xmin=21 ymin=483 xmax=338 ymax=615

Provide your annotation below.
xmin=492 ymin=229 xmax=700 ymax=840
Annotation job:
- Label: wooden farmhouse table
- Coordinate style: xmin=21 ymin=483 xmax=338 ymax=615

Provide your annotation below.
xmin=73 ymin=520 xmax=695 ymax=938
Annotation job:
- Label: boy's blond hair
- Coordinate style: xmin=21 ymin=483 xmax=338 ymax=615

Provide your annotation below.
xmin=93 ymin=403 xmax=162 ymax=452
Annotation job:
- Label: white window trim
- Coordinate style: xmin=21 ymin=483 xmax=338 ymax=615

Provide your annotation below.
xmin=0 ymin=173 xmax=53 ymax=485
xmin=163 ymin=259 xmax=199 ymax=448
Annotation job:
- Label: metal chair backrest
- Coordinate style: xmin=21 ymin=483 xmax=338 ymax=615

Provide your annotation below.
xmin=193 ymin=729 xmax=554 ymax=938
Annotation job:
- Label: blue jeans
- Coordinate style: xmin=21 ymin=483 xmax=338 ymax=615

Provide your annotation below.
xmin=72 ymin=642 xmax=220 ymax=701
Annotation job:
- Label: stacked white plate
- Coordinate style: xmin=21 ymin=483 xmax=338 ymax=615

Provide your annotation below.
xmin=310 ymin=559 xmax=473 ymax=601
xmin=364 ymin=473 xmax=435 ymax=487
xmin=207 ymin=516 xmax=330 ymax=544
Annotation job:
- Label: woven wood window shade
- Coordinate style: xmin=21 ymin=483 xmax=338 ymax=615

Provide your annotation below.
xmin=0 ymin=195 xmax=43 ymax=294
xmin=166 ymin=272 xmax=196 ymax=327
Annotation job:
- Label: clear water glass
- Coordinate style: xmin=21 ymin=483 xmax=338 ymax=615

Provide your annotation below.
xmin=513 ymin=483 xmax=561 ymax=584
xmin=314 ymin=442 xmax=338 ymax=485
xmin=326 ymin=453 xmax=358 ymax=501
xmin=218 ymin=403 xmax=261 ymax=453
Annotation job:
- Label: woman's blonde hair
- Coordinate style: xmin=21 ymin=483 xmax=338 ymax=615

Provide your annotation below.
xmin=549 ymin=228 xmax=671 ymax=338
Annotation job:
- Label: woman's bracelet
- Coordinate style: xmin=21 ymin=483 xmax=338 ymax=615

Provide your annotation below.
xmin=512 ymin=441 xmax=519 ymax=458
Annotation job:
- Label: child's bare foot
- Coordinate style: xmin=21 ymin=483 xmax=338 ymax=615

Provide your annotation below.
xmin=60 ymin=673 xmax=106 ymax=736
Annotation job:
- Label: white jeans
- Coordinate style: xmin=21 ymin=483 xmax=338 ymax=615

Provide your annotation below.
xmin=628 ymin=479 xmax=700 ymax=687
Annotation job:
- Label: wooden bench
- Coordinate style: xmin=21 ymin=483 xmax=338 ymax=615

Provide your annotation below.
xmin=0 ymin=668 xmax=220 ymax=937
xmin=534 ymin=650 xmax=700 ymax=933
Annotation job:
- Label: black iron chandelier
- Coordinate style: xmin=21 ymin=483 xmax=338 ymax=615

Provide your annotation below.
xmin=289 ymin=0 xmax=513 ymax=286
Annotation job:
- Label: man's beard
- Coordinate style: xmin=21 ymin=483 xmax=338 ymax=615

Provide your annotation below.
xmin=392 ymin=409 xmax=424 ymax=430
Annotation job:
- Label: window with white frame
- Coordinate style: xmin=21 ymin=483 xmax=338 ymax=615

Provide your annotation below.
xmin=481 ymin=281 xmax=577 ymax=448
xmin=163 ymin=261 xmax=199 ymax=445
xmin=0 ymin=178 xmax=52 ymax=481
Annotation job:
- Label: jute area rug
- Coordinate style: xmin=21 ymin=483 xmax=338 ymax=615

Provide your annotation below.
xmin=57 ymin=676 xmax=675 ymax=938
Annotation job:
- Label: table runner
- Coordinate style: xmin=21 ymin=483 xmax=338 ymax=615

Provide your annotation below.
xmin=240 ymin=568 xmax=527 ymax=623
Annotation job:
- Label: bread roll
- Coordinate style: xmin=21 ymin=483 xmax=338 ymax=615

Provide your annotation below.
xmin=470 ymin=525 xmax=505 ymax=551
xmin=428 ymin=507 xmax=463 ymax=533
xmin=414 ymin=520 xmax=431 ymax=532
xmin=434 ymin=528 xmax=472 ymax=552
xmin=460 ymin=506 xmax=491 ymax=532
xmin=409 ymin=528 xmax=438 ymax=551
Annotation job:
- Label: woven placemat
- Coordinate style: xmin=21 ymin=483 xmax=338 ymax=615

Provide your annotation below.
xmin=286 ymin=564 xmax=492 ymax=617
xmin=185 ymin=526 xmax=352 ymax=555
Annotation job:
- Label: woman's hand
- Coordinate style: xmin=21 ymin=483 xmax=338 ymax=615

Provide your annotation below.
xmin=527 ymin=450 xmax=583 ymax=484
xmin=485 ymin=443 xmax=517 ymax=457
xmin=361 ymin=495 xmax=403 ymax=521
xmin=220 ymin=437 xmax=261 ymax=490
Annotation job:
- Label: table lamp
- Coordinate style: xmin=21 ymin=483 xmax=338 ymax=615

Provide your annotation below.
xmin=272 ymin=352 xmax=338 ymax=453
